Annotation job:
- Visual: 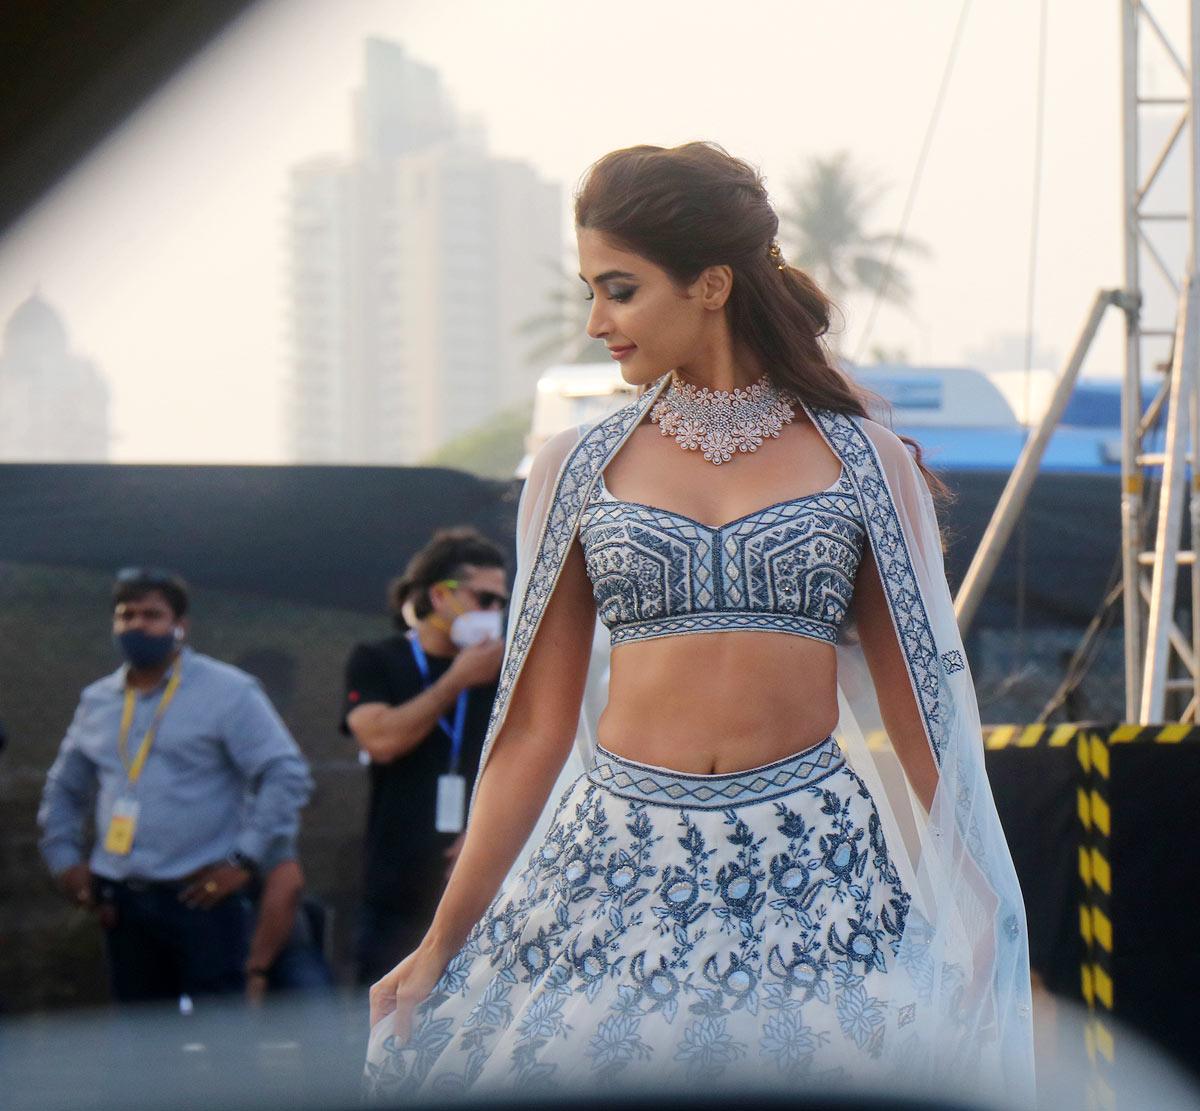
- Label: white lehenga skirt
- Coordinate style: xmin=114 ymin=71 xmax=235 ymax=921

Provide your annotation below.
xmin=365 ymin=735 xmax=920 ymax=1101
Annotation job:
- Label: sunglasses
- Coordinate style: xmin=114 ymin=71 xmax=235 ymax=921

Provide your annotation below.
xmin=439 ymin=580 xmax=509 ymax=610
xmin=115 ymin=566 xmax=179 ymax=587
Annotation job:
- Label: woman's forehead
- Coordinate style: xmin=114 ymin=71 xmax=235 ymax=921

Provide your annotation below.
xmin=576 ymin=228 xmax=644 ymax=272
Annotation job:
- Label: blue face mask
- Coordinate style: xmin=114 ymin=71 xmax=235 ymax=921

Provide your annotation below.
xmin=114 ymin=628 xmax=178 ymax=670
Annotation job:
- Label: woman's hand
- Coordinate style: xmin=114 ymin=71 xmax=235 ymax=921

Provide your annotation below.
xmin=369 ymin=944 xmax=450 ymax=1041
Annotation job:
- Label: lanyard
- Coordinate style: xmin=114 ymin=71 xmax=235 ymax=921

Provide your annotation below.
xmin=118 ymin=658 xmax=183 ymax=786
xmin=407 ymin=632 xmax=468 ymax=774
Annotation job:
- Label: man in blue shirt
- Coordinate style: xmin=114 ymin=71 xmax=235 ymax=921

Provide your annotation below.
xmin=38 ymin=568 xmax=313 ymax=1004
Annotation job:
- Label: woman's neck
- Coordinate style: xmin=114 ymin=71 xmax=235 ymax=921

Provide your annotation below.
xmin=674 ymin=335 xmax=765 ymax=393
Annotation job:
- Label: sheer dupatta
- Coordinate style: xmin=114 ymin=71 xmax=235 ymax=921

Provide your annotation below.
xmin=470 ymin=377 xmax=1035 ymax=1103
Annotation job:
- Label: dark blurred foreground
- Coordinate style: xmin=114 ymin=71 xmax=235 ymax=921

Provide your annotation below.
xmin=2 ymin=990 xmax=1198 ymax=1111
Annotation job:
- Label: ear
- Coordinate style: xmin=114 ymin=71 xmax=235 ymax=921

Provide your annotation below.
xmin=695 ymin=264 xmax=733 ymax=311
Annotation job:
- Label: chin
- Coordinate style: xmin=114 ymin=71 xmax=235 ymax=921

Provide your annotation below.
xmin=618 ymin=361 xmax=669 ymax=389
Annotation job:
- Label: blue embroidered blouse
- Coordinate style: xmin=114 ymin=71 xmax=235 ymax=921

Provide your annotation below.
xmin=577 ymin=464 xmax=866 ymax=647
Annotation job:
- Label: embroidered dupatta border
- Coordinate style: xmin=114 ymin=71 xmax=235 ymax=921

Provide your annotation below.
xmin=803 ymin=403 xmax=945 ymax=765
xmin=469 ymin=381 xmax=668 ymax=809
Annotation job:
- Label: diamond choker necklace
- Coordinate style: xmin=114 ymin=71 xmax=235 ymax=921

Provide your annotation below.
xmin=649 ymin=372 xmax=796 ymax=465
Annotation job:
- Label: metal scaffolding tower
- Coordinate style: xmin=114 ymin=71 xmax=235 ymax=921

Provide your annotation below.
xmin=955 ymin=0 xmax=1200 ymax=724
xmin=1122 ymin=1 xmax=1200 ymax=722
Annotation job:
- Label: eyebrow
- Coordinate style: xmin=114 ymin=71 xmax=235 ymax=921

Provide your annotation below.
xmin=578 ymin=269 xmax=638 ymax=284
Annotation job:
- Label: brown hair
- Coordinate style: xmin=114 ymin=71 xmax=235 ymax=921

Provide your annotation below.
xmin=388 ymin=527 xmax=506 ymax=630
xmin=574 ymin=141 xmax=949 ymax=504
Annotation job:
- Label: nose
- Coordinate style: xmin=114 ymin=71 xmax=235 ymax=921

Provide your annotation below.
xmin=585 ymin=298 xmax=609 ymax=340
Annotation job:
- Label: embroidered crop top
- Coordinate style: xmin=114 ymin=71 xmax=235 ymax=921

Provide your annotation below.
xmin=577 ymin=466 xmax=867 ymax=647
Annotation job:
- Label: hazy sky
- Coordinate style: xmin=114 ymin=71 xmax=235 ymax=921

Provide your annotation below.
xmin=0 ymin=0 xmax=1187 ymax=462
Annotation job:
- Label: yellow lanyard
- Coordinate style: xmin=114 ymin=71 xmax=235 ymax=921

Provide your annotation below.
xmin=118 ymin=659 xmax=183 ymax=786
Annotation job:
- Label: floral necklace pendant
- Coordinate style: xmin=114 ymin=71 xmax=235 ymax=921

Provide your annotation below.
xmin=649 ymin=372 xmax=796 ymax=465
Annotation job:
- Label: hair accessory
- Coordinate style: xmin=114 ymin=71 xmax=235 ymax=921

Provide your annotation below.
xmin=650 ymin=372 xmax=796 ymax=465
xmin=767 ymin=240 xmax=787 ymax=271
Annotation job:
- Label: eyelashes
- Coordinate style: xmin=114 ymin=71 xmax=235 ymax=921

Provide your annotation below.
xmin=583 ymin=287 xmax=637 ymax=304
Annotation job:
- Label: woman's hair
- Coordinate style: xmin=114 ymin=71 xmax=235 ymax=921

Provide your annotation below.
xmin=388 ymin=527 xmax=507 ymax=630
xmin=574 ymin=141 xmax=949 ymax=504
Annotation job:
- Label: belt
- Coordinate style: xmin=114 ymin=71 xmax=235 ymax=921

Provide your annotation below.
xmin=97 ymin=876 xmax=188 ymax=895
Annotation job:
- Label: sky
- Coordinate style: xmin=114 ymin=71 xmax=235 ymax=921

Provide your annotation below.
xmin=0 ymin=0 xmax=1189 ymax=462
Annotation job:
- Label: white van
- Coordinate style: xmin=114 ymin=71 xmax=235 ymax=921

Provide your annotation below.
xmin=516 ymin=364 xmax=637 ymax=478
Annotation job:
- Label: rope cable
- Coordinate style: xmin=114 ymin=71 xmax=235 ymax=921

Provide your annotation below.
xmin=852 ymin=0 xmax=973 ymax=364
xmin=1015 ymin=0 xmax=1051 ymax=672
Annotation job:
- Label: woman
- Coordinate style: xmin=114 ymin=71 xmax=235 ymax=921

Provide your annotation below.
xmin=365 ymin=143 xmax=1034 ymax=1103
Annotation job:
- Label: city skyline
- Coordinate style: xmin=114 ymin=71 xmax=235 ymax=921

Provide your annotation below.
xmin=285 ymin=38 xmax=560 ymax=464
xmin=0 ymin=291 xmax=111 ymax=461
xmin=0 ymin=0 xmax=1172 ymax=463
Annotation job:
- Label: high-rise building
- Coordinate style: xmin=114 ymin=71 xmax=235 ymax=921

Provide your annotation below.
xmin=285 ymin=38 xmax=561 ymax=464
xmin=0 ymin=293 xmax=110 ymax=461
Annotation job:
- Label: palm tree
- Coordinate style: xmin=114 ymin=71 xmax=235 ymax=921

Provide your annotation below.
xmin=779 ymin=152 xmax=927 ymax=311
xmin=517 ymin=257 xmax=610 ymax=367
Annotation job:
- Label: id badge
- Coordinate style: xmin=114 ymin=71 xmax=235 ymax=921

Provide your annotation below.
xmin=435 ymin=774 xmax=466 ymax=834
xmin=103 ymin=796 xmax=140 ymax=855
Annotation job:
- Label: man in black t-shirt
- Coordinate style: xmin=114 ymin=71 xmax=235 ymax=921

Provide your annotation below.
xmin=341 ymin=528 xmax=507 ymax=985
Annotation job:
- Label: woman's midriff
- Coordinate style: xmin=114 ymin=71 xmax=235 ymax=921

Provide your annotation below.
xmin=595 ymin=630 xmax=839 ymax=774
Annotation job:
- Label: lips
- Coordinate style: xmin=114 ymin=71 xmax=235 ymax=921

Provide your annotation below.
xmin=608 ymin=344 xmax=636 ymax=360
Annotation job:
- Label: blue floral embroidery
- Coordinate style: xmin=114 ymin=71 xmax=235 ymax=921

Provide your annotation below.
xmin=365 ymin=746 xmax=913 ymax=1099
xmin=369 ymin=375 xmax=956 ymax=1097
xmin=759 ymin=1008 xmax=829 ymax=1080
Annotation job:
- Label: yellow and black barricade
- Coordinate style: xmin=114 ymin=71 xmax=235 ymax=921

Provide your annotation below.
xmin=982 ymin=722 xmax=1200 ymax=1104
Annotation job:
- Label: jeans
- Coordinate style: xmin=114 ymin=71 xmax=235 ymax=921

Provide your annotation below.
xmin=96 ymin=877 xmax=251 ymax=1003
xmin=267 ymin=897 xmax=334 ymax=992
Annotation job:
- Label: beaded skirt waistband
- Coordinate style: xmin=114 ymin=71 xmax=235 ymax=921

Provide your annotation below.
xmin=587 ymin=734 xmax=843 ymax=810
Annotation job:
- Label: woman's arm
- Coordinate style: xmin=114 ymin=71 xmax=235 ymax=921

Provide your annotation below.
xmin=851 ymin=544 xmax=939 ymax=813
xmin=369 ymin=536 xmax=595 ymax=1031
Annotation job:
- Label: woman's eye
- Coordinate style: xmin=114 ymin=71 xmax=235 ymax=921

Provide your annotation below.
xmin=582 ymin=286 xmax=636 ymax=304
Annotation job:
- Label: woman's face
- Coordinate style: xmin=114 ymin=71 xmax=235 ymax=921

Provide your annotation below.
xmin=576 ymin=228 xmax=711 ymax=387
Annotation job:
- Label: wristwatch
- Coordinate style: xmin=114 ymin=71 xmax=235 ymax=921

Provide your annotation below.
xmin=226 ymin=851 xmax=259 ymax=881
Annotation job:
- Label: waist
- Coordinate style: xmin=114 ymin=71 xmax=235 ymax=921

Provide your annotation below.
xmin=588 ymin=734 xmax=844 ymax=810
xmin=601 ymin=635 xmax=839 ymax=758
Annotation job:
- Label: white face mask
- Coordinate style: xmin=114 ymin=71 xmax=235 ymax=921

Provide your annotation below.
xmin=450 ymin=609 xmax=503 ymax=649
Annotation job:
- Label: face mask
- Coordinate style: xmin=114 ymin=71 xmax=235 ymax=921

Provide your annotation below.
xmin=450 ymin=609 xmax=503 ymax=649
xmin=114 ymin=628 xmax=180 ymax=670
